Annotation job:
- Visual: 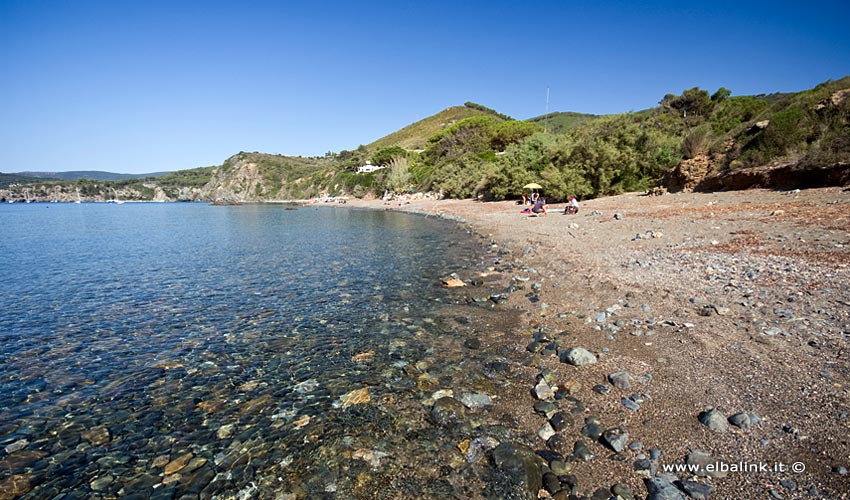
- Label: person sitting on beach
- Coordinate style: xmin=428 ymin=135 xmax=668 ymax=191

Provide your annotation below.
xmin=564 ymin=195 xmax=579 ymax=215
xmin=531 ymin=197 xmax=547 ymax=216
xmin=530 ymin=191 xmax=539 ymax=205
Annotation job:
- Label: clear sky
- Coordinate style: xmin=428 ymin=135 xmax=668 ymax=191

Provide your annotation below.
xmin=2 ymin=0 xmax=849 ymax=174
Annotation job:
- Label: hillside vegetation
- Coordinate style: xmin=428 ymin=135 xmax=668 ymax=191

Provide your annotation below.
xmin=527 ymin=111 xmax=599 ymax=134
xmin=1 ymin=168 xmax=215 ymax=202
xmin=366 ymin=103 xmax=504 ymax=152
xmin=4 ymin=78 xmax=848 ymax=203
xmin=326 ymin=78 xmax=848 ymax=202
xmin=0 ymin=172 xmax=49 ymax=189
xmin=15 ymin=170 xmax=171 ymax=181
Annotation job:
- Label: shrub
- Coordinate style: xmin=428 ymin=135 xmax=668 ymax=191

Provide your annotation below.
xmin=682 ymin=126 xmax=711 ymax=159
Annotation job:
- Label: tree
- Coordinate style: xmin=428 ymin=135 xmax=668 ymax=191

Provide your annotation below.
xmin=371 ymin=146 xmax=407 ymax=166
xmin=386 ymin=156 xmax=411 ymax=194
xmin=491 ymin=121 xmax=543 ymax=151
xmin=711 ymin=87 xmax=731 ymax=101
xmin=663 ymin=87 xmax=714 ymax=119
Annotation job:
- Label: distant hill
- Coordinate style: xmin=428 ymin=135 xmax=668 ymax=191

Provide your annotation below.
xmin=527 ymin=111 xmax=600 ymax=133
xmin=0 ymin=172 xmax=54 ymax=188
xmin=367 ymin=104 xmax=504 ymax=152
xmin=14 ymin=170 xmax=171 ymax=181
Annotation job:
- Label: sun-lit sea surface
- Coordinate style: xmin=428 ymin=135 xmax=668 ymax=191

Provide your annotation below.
xmin=0 ymin=202 xmax=505 ymax=499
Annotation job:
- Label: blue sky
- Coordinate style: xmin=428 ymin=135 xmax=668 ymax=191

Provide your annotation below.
xmin=2 ymin=0 xmax=849 ymax=174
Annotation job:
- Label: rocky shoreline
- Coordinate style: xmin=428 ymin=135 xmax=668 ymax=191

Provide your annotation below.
xmin=343 ymin=187 xmax=850 ymax=499
xmin=2 ymin=189 xmax=847 ymax=499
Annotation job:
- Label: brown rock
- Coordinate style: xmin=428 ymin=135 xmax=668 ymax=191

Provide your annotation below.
xmin=339 ymin=387 xmax=370 ymax=407
xmin=81 ymin=426 xmax=110 ymax=446
xmin=164 ymin=452 xmax=194 ymax=475
xmin=0 ymin=474 xmax=32 ymax=500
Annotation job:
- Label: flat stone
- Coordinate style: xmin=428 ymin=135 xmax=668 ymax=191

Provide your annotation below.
xmin=561 ymin=347 xmax=597 ymax=366
xmin=611 ymin=482 xmax=634 ymax=500
xmin=81 ymin=426 xmax=110 ymax=446
xmin=686 ymin=449 xmax=729 ymax=479
xmin=464 ymin=436 xmax=499 ymax=463
xmin=581 ymin=416 xmax=603 ymax=440
xmin=537 ymin=422 xmax=556 ymax=442
xmin=608 ymin=371 xmax=633 ymax=390
xmin=460 ymin=392 xmax=492 ymax=409
xmin=0 ymin=474 xmax=32 ymax=499
xmin=543 ymin=471 xmax=561 ymax=494
xmin=634 ymin=458 xmax=654 ymax=477
xmin=533 ymin=401 xmax=557 ymax=417
xmin=644 ymin=477 xmax=687 ymax=500
xmin=90 ymin=474 xmax=114 ymax=492
xmin=546 ymin=434 xmax=569 ymax=454
xmin=533 ymin=380 xmax=555 ymax=401
xmin=601 ymin=428 xmax=629 ymax=452
xmin=217 ymin=424 xmax=235 ymax=439
xmin=674 ymin=480 xmax=713 ymax=499
xmin=164 ymin=452 xmax=194 ymax=475
xmin=573 ymin=440 xmax=593 ymax=461
xmin=621 ymin=397 xmax=640 ymax=411
xmin=549 ymin=412 xmax=573 ymax=432
xmin=4 ymin=439 xmax=28 ymax=454
xmin=0 ymin=450 xmax=46 ymax=474
xmin=463 ymin=338 xmax=482 ymax=349
xmin=431 ymin=397 xmax=468 ymax=427
xmin=550 ymin=459 xmax=572 ymax=475
xmin=338 ymin=387 xmax=370 ymax=407
xmin=592 ymin=384 xmax=611 ymax=395
xmin=728 ymin=412 xmax=751 ymax=429
xmin=491 ymin=442 xmax=544 ymax=498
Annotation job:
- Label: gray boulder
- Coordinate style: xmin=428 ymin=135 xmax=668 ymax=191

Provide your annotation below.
xmin=561 ymin=347 xmax=597 ymax=366
xmin=698 ymin=408 xmax=728 ymax=432
xmin=644 ymin=477 xmax=687 ymax=500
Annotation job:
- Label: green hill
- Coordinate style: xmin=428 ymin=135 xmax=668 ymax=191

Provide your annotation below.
xmin=527 ymin=111 xmax=600 ymax=134
xmin=15 ymin=170 xmax=171 ymax=181
xmin=367 ymin=103 xmax=505 ymax=152
xmin=0 ymin=172 xmax=50 ymax=188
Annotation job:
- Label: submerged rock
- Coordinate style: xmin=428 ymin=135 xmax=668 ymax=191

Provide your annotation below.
xmin=486 ymin=442 xmax=544 ymax=500
xmin=338 ymin=387 xmax=371 ymax=407
xmin=430 ymin=397 xmax=468 ymax=428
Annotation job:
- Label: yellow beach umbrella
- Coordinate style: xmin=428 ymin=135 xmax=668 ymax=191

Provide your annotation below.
xmin=523 ymin=183 xmax=543 ymax=190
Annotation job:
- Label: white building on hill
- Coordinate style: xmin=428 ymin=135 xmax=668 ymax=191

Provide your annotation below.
xmin=357 ymin=161 xmax=386 ymax=174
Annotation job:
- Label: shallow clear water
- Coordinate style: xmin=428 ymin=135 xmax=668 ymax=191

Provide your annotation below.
xmin=0 ymin=202 xmax=503 ymax=498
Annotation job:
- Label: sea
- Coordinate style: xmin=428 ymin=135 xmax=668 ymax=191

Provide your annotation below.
xmin=0 ymin=202 xmax=516 ymax=499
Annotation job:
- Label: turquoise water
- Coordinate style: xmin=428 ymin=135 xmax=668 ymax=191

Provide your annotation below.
xmin=0 ymin=202 xmax=500 ymax=499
